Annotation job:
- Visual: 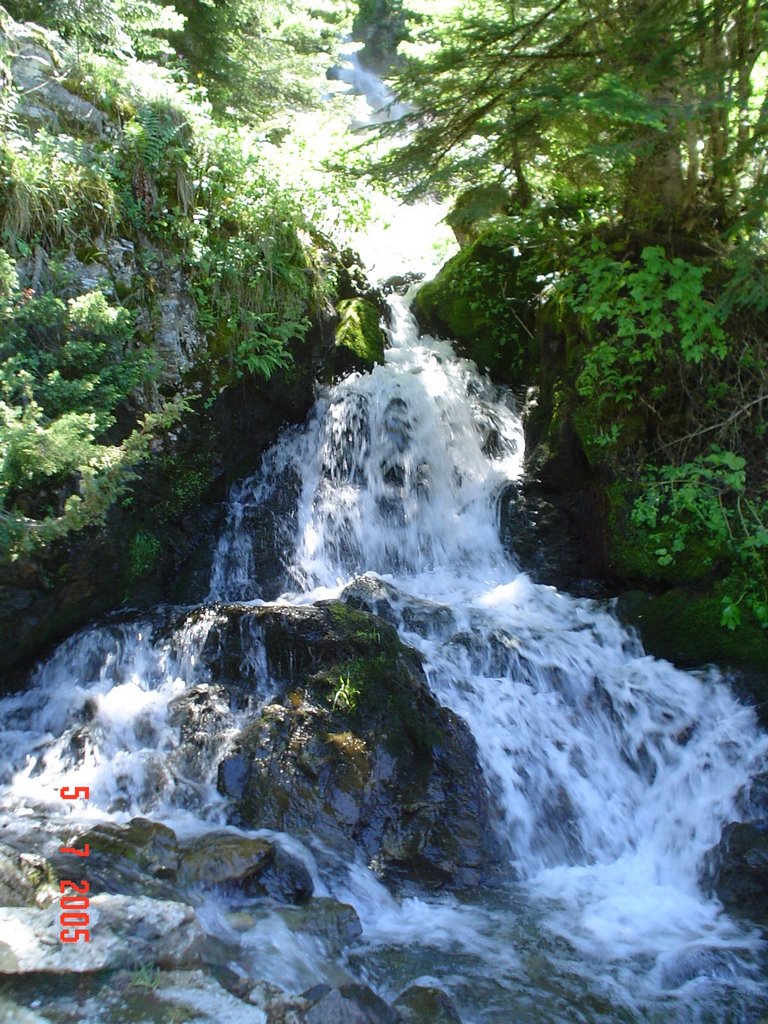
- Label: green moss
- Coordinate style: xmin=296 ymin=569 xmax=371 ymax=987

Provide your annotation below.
xmin=335 ymin=298 xmax=385 ymax=370
xmin=413 ymin=222 xmax=537 ymax=385
xmin=445 ymin=183 xmax=510 ymax=245
xmin=617 ymin=587 xmax=768 ymax=675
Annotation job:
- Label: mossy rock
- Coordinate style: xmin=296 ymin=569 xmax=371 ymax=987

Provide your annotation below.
xmin=606 ymin=482 xmax=726 ymax=588
xmin=214 ymin=601 xmax=503 ymax=888
xmin=445 ymin=182 xmax=511 ymax=246
xmin=413 ymin=223 xmax=538 ymax=386
xmin=616 ymin=588 xmax=768 ymax=678
xmin=334 ymin=298 xmax=385 ymax=375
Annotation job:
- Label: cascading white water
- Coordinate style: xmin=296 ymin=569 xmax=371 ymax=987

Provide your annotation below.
xmin=206 ymin=292 xmax=768 ymax=1016
xmin=1 ymin=287 xmax=766 ymax=1022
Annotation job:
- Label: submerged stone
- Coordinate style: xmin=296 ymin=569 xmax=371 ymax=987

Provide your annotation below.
xmin=392 ymin=984 xmax=463 ymax=1024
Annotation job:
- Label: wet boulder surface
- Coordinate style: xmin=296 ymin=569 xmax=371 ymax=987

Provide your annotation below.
xmin=702 ymin=772 xmax=768 ymax=924
xmin=215 ymin=600 xmax=504 ymax=889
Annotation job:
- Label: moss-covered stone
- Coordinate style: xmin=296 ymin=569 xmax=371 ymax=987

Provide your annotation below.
xmin=615 ymin=588 xmax=768 ymax=677
xmin=445 ymin=182 xmax=511 ymax=246
xmin=334 ymin=298 xmax=385 ymax=375
xmin=413 ymin=222 xmax=539 ymax=386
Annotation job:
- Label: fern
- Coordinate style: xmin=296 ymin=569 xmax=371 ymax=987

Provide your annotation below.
xmin=125 ymin=103 xmax=183 ymax=172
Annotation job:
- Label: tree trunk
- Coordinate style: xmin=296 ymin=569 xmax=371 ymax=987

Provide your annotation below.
xmin=625 ymin=82 xmax=685 ymax=229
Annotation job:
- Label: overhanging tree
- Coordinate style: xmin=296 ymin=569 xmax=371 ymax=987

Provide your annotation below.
xmin=371 ymin=0 xmax=768 ymax=231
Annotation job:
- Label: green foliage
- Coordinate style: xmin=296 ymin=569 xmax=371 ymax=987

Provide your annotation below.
xmin=415 ymin=215 xmax=549 ymax=379
xmin=177 ymin=130 xmax=327 ymax=385
xmin=567 ymin=245 xmax=727 ymax=407
xmin=3 ymin=0 xmax=185 ymax=56
xmin=560 ymin=237 xmax=768 ymax=633
xmin=633 ymin=452 xmax=768 ymax=630
xmin=0 ymin=130 xmax=119 ymax=247
xmin=0 ymin=396 xmax=186 ymax=560
xmin=127 ymin=528 xmax=162 ymax=582
xmin=332 ymin=672 xmax=361 ymax=712
xmin=365 ymin=0 xmax=768 ymax=232
xmin=0 ymin=0 xmax=359 ymax=569
xmin=0 ymin=267 xmax=167 ymax=558
xmin=167 ymin=0 xmax=353 ymax=124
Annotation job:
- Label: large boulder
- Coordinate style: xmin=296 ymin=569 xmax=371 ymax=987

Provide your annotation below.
xmin=179 ymin=832 xmax=313 ymax=904
xmin=445 ymin=183 xmax=512 ymax=247
xmin=216 ymin=601 xmax=503 ymax=888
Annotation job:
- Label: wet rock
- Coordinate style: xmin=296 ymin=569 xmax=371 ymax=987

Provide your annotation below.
xmin=0 ymin=844 xmax=57 ymax=908
xmin=275 ymin=897 xmax=362 ymax=955
xmin=80 ymin=818 xmax=179 ymax=883
xmin=659 ymin=945 xmax=743 ymax=989
xmin=217 ymin=602 xmax=503 ymax=889
xmin=267 ymin=996 xmax=311 ymax=1024
xmin=381 ymin=272 xmax=424 ymax=296
xmin=392 ymin=985 xmax=462 ymax=1024
xmin=179 ymin=832 xmax=313 ymax=904
xmin=305 ymin=985 xmax=395 ymax=1024
xmin=705 ymin=821 xmax=768 ymax=921
xmin=340 ymin=575 xmax=400 ymax=623
xmin=149 ymin=969 xmax=268 ymax=1024
xmin=0 ymin=894 xmax=203 ymax=973
xmin=168 ymin=682 xmax=237 ymax=781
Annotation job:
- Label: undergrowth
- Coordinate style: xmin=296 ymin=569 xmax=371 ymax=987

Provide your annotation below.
xmin=0 ymin=16 xmax=359 ymax=563
xmin=559 ymin=238 xmax=768 ymax=630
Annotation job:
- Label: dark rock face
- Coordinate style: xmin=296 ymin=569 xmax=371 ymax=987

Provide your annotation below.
xmin=216 ymin=602 xmax=503 ymax=889
xmin=705 ymin=821 xmax=768 ymax=922
xmin=498 ymin=481 xmax=609 ymax=598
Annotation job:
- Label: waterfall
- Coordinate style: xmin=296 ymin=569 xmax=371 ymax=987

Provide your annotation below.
xmin=1 ymin=200 xmax=766 ymax=1024
xmin=208 ymin=292 xmax=768 ymax=1017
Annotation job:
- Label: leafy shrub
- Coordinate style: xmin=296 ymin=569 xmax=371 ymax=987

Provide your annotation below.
xmin=560 ymin=239 xmax=768 ymax=630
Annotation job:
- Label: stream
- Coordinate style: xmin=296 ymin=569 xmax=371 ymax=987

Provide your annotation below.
xmin=0 ymin=288 xmax=766 ymax=1023
xmin=0 ymin=55 xmax=767 ymax=1024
